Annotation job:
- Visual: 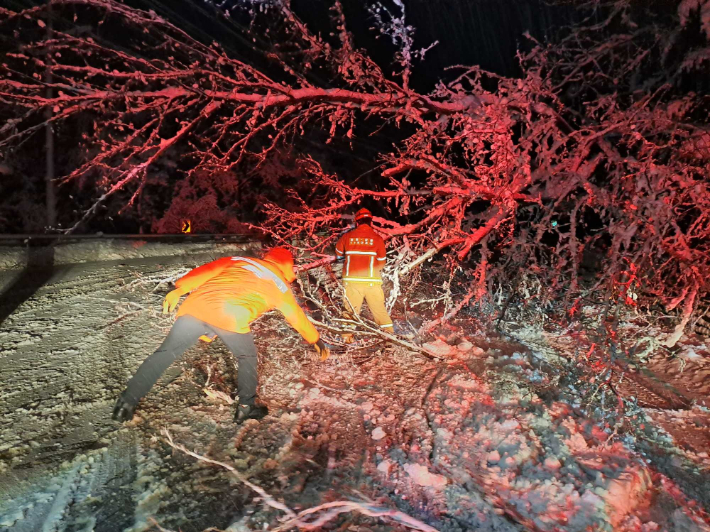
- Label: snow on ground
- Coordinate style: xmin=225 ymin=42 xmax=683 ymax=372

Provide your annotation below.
xmin=1 ymin=242 xmax=710 ymax=532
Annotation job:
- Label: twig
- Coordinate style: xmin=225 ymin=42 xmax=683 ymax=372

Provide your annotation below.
xmin=586 ymin=369 xmax=610 ymax=408
xmin=148 ymin=518 xmax=223 ymax=532
xmin=163 ymin=430 xmax=440 ymax=532
xmin=398 ymin=246 xmax=442 ymax=277
xmin=126 ymin=268 xmax=192 ymax=291
xmin=162 ymin=429 xmax=298 ymax=519
xmin=421 ymin=282 xmax=478 ymax=334
xmin=101 ymin=308 xmax=145 ymax=329
xmin=420 ymin=367 xmax=444 ymax=407
xmin=313 ymin=316 xmax=442 ymax=361
xmin=496 ymin=252 xmax=531 ymax=328
xmin=296 ymin=256 xmax=336 ymax=273
xmin=273 ymin=500 xmax=440 ymax=532
xmin=296 ymin=274 xmax=441 ymax=360
xmin=410 ymin=296 xmax=447 ymax=308
xmin=303 ymin=377 xmax=351 ymax=394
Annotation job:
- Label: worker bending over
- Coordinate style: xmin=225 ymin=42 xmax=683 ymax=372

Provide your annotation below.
xmin=112 ymin=248 xmax=329 ymax=424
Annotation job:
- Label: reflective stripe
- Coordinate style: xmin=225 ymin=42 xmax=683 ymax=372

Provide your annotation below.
xmin=343 ymin=277 xmax=383 ymax=283
xmin=230 ymin=256 xmax=288 ymax=293
xmin=335 ymin=249 xmax=344 ymax=255
xmin=369 ymin=256 xmax=373 ymax=277
xmin=376 ymin=257 xmax=386 ymax=261
xmin=380 ymin=323 xmax=393 ymax=328
xmin=346 ymin=256 xmax=350 ymax=277
xmin=345 ymin=250 xmax=377 ymax=255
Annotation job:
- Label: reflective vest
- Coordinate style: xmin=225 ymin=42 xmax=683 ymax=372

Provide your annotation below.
xmin=175 ymin=256 xmax=319 ymax=343
xmin=335 ymin=224 xmax=387 ymax=283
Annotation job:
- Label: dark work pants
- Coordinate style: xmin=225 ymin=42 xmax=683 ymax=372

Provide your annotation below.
xmin=123 ymin=315 xmax=259 ymax=406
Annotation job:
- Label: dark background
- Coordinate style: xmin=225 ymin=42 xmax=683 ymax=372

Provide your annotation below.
xmin=0 ymin=0 xmax=606 ymax=234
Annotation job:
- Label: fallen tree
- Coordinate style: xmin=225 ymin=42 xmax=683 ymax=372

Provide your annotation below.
xmin=0 ymin=0 xmax=709 ymax=335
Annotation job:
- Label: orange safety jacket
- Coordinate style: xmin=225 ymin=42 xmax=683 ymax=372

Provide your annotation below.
xmin=335 ymin=224 xmax=387 ymax=283
xmin=174 ymin=256 xmax=319 ymax=344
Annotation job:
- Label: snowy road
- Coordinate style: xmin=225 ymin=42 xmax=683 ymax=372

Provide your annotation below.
xmin=0 ymin=245 xmax=253 ymax=532
xmin=1 ymin=243 xmax=710 ymax=532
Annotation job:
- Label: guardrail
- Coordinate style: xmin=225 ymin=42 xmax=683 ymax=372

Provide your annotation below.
xmin=0 ymin=235 xmax=266 ymax=270
xmin=0 ymin=233 xmax=259 ymax=243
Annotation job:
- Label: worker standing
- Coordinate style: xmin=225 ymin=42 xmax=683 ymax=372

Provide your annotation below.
xmin=335 ymin=208 xmax=393 ymax=341
xmin=112 ymin=247 xmax=329 ymax=424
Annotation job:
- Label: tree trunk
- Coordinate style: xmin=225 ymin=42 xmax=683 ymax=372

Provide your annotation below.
xmin=44 ymin=0 xmax=56 ymax=230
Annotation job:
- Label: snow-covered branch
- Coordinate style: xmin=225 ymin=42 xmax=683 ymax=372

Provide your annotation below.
xmin=1 ymin=0 xmax=708 ymax=320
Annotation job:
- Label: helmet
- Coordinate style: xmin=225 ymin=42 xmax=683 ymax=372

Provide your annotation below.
xmin=355 ymin=208 xmax=373 ymax=223
xmin=263 ymin=247 xmax=296 ymax=283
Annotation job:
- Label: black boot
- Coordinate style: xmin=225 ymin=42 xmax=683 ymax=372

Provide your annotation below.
xmin=112 ymin=391 xmax=138 ymax=422
xmin=235 ymin=403 xmax=269 ymax=424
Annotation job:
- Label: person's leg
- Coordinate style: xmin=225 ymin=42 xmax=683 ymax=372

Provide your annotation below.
xmin=343 ymin=282 xmax=365 ymax=318
xmin=342 ymin=282 xmax=365 ymax=342
xmin=215 ymin=328 xmax=269 ymax=422
xmin=123 ymin=315 xmax=209 ymax=404
xmin=363 ymin=284 xmax=393 ymax=330
xmin=215 ymin=329 xmax=259 ymax=406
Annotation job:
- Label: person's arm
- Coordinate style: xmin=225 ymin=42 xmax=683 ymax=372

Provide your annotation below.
xmin=164 ymin=257 xmax=232 ymax=313
xmin=277 ymin=288 xmax=331 ymax=360
xmin=335 ymin=234 xmax=346 ymax=262
xmin=277 ymin=290 xmax=320 ymax=344
xmin=375 ymin=235 xmax=387 ymax=274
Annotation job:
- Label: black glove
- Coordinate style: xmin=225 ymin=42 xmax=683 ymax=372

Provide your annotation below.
xmin=314 ymin=338 xmax=331 ymax=361
xmin=112 ymin=391 xmax=137 ymax=422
